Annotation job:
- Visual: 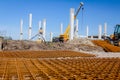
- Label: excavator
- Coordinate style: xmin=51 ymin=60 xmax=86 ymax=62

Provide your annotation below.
xmin=105 ymin=24 xmax=120 ymax=46
xmin=53 ymin=2 xmax=84 ymax=42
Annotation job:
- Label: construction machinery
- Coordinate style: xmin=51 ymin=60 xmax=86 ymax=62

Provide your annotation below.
xmin=31 ymin=27 xmax=45 ymax=43
xmin=53 ymin=2 xmax=84 ymax=42
xmin=105 ymin=24 xmax=120 ymax=46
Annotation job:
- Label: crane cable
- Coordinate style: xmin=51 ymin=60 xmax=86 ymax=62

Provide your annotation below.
xmin=81 ymin=7 xmax=84 ymax=30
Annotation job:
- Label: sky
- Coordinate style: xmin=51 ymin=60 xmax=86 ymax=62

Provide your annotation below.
xmin=0 ymin=0 xmax=120 ymax=40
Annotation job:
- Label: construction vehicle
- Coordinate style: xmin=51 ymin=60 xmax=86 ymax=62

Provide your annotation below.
xmin=53 ymin=2 xmax=84 ymax=42
xmin=105 ymin=24 xmax=120 ymax=46
xmin=31 ymin=27 xmax=45 ymax=43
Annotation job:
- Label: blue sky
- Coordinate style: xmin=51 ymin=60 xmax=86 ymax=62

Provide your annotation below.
xmin=0 ymin=0 xmax=120 ymax=40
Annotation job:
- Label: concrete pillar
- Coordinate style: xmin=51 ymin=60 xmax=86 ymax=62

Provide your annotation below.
xmin=28 ymin=13 xmax=32 ymax=40
xmin=60 ymin=23 xmax=63 ymax=34
xmin=20 ymin=19 xmax=23 ymax=40
xmin=91 ymin=36 xmax=93 ymax=39
xmin=38 ymin=21 xmax=42 ymax=39
xmin=69 ymin=8 xmax=74 ymax=40
xmin=86 ymin=25 xmax=89 ymax=38
xmin=98 ymin=25 xmax=102 ymax=39
xmin=43 ymin=19 xmax=46 ymax=40
xmin=104 ymin=22 xmax=107 ymax=36
xmin=38 ymin=21 xmax=41 ymax=30
xmin=50 ymin=32 xmax=53 ymax=42
xmin=74 ymin=19 xmax=78 ymax=38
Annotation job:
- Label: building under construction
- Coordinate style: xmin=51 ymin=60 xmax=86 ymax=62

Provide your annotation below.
xmin=0 ymin=2 xmax=120 ymax=80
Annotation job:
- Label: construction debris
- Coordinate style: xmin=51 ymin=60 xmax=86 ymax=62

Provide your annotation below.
xmin=2 ymin=39 xmax=104 ymax=52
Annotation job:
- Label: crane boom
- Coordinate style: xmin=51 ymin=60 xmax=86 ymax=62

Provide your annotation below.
xmin=53 ymin=2 xmax=84 ymax=42
xmin=74 ymin=2 xmax=84 ymax=19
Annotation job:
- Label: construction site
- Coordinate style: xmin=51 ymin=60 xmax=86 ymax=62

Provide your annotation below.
xmin=0 ymin=1 xmax=120 ymax=80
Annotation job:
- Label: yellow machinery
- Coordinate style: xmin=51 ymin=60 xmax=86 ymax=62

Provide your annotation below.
xmin=59 ymin=24 xmax=70 ymax=42
xmin=105 ymin=24 xmax=120 ymax=46
xmin=53 ymin=2 xmax=84 ymax=42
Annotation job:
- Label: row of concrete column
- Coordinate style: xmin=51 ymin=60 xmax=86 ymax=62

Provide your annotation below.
xmin=69 ymin=8 xmax=107 ymax=40
xmin=20 ymin=13 xmax=46 ymax=40
xmin=86 ymin=23 xmax=107 ymax=39
xmin=20 ymin=10 xmax=107 ymax=41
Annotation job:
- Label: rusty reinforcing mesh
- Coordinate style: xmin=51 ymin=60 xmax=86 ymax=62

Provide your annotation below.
xmin=0 ymin=58 xmax=120 ymax=80
xmin=0 ymin=51 xmax=95 ymax=58
xmin=0 ymin=51 xmax=119 ymax=80
xmin=92 ymin=40 xmax=120 ymax=52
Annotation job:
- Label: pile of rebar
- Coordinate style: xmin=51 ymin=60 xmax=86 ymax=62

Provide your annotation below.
xmin=92 ymin=40 xmax=120 ymax=52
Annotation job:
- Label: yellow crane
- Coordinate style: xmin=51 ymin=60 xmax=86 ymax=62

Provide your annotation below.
xmin=53 ymin=2 xmax=84 ymax=42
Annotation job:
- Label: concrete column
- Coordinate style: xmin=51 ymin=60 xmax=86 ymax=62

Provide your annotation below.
xmin=38 ymin=21 xmax=42 ymax=39
xmin=74 ymin=19 xmax=78 ymax=38
xmin=28 ymin=13 xmax=32 ymax=40
xmin=69 ymin=8 xmax=74 ymax=40
xmin=50 ymin=32 xmax=53 ymax=42
xmin=86 ymin=25 xmax=89 ymax=38
xmin=38 ymin=21 xmax=41 ymax=30
xmin=20 ymin=19 xmax=23 ymax=40
xmin=60 ymin=23 xmax=63 ymax=34
xmin=91 ymin=36 xmax=93 ymax=39
xmin=98 ymin=25 xmax=102 ymax=39
xmin=104 ymin=22 xmax=107 ymax=36
xmin=43 ymin=19 xmax=46 ymax=40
